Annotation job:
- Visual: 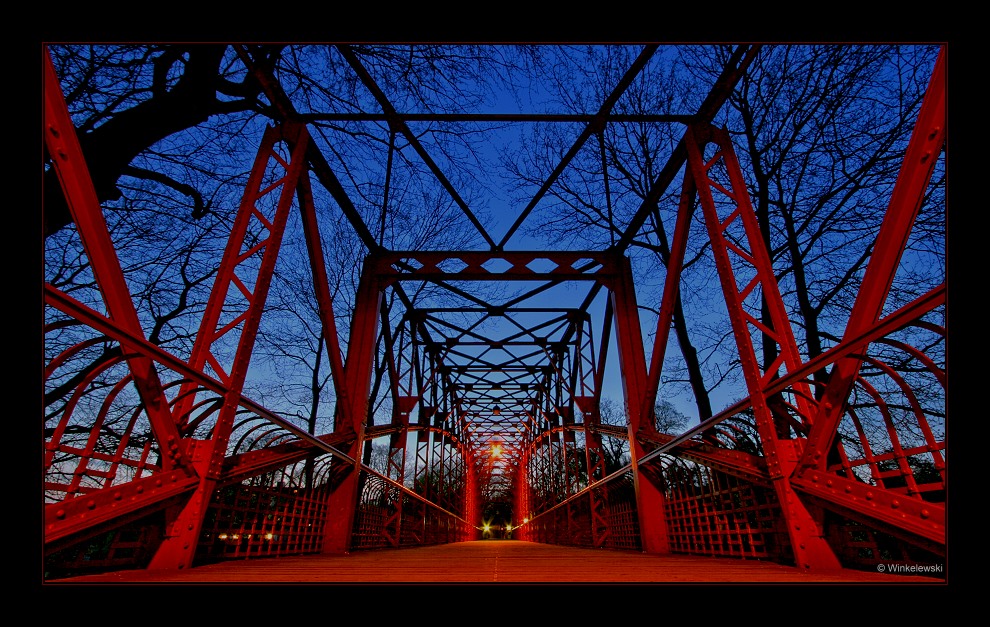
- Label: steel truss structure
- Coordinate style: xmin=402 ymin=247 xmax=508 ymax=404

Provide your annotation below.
xmin=42 ymin=44 xmax=946 ymax=579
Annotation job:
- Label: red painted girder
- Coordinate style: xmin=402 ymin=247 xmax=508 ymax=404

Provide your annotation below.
xmin=640 ymin=285 xmax=943 ymax=460
xmin=576 ymin=306 xmax=604 ymax=407
xmin=574 ymin=399 xmax=611 ymax=547
xmin=637 ymin=431 xmax=770 ymax=487
xmin=297 ymin=169 xmax=351 ymax=420
xmin=395 ymin=326 xmax=420 ymax=399
xmin=691 ymin=123 xmax=817 ymax=423
xmin=218 ymin=432 xmax=355 ymax=486
xmin=777 ymin=287 xmax=943 ymax=421
xmin=582 ymin=423 xmax=627 ymax=439
xmin=613 ymin=45 xmax=761 ymax=252
xmin=365 ymin=423 xmax=406 ymax=438
xmin=686 ymin=122 xmax=840 ymax=570
xmin=642 ymin=168 xmax=696 ymax=425
xmin=394 ymin=396 xmax=420 ymax=421
xmin=45 ymin=283 xmax=361 ymax=462
xmin=386 ymin=397 xmax=415 ymax=484
xmin=790 ymin=472 xmax=944 ymax=548
xmin=175 ymin=121 xmax=310 ymax=428
xmin=43 ymin=49 xmax=188 ymax=472
xmin=378 ymin=303 xmax=406 ymax=407
xmin=322 ymin=258 xmax=384 ymax=552
xmin=375 ymin=251 xmax=617 ymax=283
xmin=800 ymin=47 xmax=946 ymax=473
xmin=45 ymin=467 xmax=201 ymax=549
xmin=146 ymin=121 xmax=313 ymax=569
xmin=233 ymin=46 xmax=379 ymax=250
xmin=611 ymin=255 xmax=669 ymax=552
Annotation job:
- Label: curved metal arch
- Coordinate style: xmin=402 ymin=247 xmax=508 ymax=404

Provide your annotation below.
xmin=841 ymin=375 xmax=932 ymax=495
xmin=775 ymin=380 xmax=821 ymax=425
xmin=707 ymin=413 xmax=764 ymax=455
xmin=43 ymin=317 xmax=90 ymax=335
xmin=853 ymin=354 xmax=945 ymax=473
xmin=44 ymin=350 xmax=131 ymax=465
xmin=161 ymin=379 xmax=224 ymax=433
xmin=872 ymin=337 xmax=946 ymax=388
xmin=62 ymin=374 xmax=137 ymax=489
xmin=232 ymin=423 xmax=298 ymax=454
xmin=201 ymin=405 xmax=258 ymax=440
xmin=292 ymin=453 xmax=339 ymax=487
xmin=228 ymin=409 xmax=305 ymax=449
xmin=47 ymin=370 xmax=165 ymax=499
xmin=44 ymin=334 xmax=112 ymax=379
xmin=114 ymin=400 xmax=161 ymax=474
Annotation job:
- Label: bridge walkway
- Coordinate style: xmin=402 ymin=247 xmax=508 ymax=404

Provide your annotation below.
xmin=47 ymin=540 xmax=942 ymax=584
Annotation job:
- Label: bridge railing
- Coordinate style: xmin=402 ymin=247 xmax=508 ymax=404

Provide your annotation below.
xmin=350 ymin=470 xmax=471 ymax=549
xmin=637 ymin=286 xmax=945 ymax=569
xmin=516 ymin=280 xmax=944 ymax=570
xmin=522 ymin=469 xmax=641 ymax=550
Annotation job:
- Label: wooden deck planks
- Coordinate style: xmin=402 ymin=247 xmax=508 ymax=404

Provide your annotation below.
xmin=47 ymin=540 xmax=944 ymax=584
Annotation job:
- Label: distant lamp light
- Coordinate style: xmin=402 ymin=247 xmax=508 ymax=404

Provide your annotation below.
xmin=490 ymin=443 xmax=502 ymax=458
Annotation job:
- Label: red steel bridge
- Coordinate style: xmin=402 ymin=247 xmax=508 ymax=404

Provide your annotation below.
xmin=41 ymin=43 xmax=947 ymax=583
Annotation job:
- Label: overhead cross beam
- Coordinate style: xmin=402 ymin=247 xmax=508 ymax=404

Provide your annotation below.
xmin=337 ymin=44 xmax=498 ymax=250
xmin=613 ymin=44 xmax=761 ymax=253
xmin=497 ymin=45 xmax=661 ymax=250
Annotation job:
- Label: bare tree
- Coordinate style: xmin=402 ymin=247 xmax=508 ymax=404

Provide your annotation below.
xmin=680 ymin=44 xmax=944 ymax=381
xmin=505 ymin=45 xmax=722 ymax=422
xmin=516 ymin=45 xmax=943 ymax=433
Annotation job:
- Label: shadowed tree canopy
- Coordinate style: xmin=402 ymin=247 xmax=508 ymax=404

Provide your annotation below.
xmin=44 ymin=45 xmax=287 ymax=236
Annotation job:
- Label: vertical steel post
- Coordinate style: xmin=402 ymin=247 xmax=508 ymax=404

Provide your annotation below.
xmin=383 ymin=396 xmax=417 ymax=546
xmin=514 ymin=443 xmax=531 ymax=540
xmin=576 ymin=396 xmax=610 ymax=547
xmin=464 ymin=445 xmax=480 ymax=539
xmin=148 ymin=121 xmax=311 ymax=569
xmin=322 ymin=255 xmax=383 ymax=553
xmin=609 ymin=254 xmax=670 ymax=553
xmin=685 ymin=123 xmax=840 ymax=570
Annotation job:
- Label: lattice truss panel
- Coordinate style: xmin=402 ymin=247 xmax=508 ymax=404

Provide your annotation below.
xmin=658 ymin=455 xmax=789 ymax=560
xmin=523 ymin=469 xmax=641 ymax=551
